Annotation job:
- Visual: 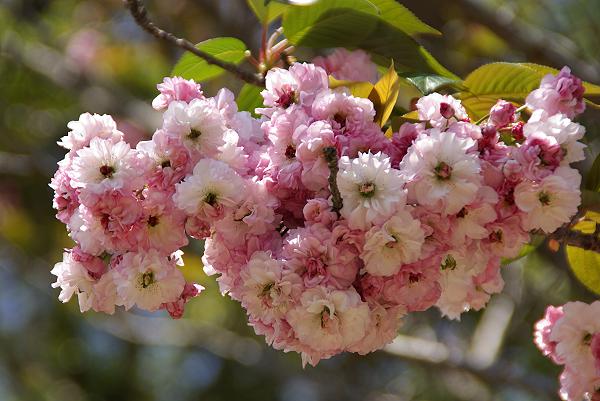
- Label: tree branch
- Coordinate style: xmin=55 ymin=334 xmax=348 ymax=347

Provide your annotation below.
xmin=551 ymin=216 xmax=600 ymax=252
xmin=123 ymin=0 xmax=265 ymax=87
xmin=323 ymin=147 xmax=343 ymax=215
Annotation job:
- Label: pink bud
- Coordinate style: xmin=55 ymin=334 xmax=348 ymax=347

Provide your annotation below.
xmin=439 ymin=102 xmax=455 ymax=119
xmin=489 ymin=100 xmax=516 ymax=128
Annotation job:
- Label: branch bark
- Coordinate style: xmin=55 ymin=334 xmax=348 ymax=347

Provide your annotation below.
xmin=551 ymin=215 xmax=600 ymax=252
xmin=123 ymin=0 xmax=265 ymax=87
xmin=323 ymin=146 xmax=343 ymax=215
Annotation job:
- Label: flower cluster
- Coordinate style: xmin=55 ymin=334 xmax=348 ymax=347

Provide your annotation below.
xmin=535 ymin=302 xmax=600 ymax=401
xmin=50 ymin=50 xmax=587 ymax=366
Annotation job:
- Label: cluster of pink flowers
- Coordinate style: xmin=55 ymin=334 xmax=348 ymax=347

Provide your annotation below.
xmin=50 ymin=49 xmax=587 ymax=366
xmin=535 ymin=302 xmax=600 ymax=400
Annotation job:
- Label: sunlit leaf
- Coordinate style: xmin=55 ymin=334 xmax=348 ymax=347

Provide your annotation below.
xmin=391 ymin=110 xmax=420 ymax=131
xmin=367 ymin=0 xmax=440 ymax=36
xmin=520 ymin=63 xmax=600 ymax=97
xmin=566 ymin=212 xmax=600 ymax=295
xmin=457 ymin=62 xmax=600 ymax=119
xmin=247 ymin=0 xmax=288 ymax=24
xmin=171 ymin=38 xmax=247 ymax=82
xmin=369 ymin=62 xmax=400 ymax=127
xmin=237 ymin=84 xmax=264 ymax=116
xmin=329 ymin=77 xmax=374 ymax=98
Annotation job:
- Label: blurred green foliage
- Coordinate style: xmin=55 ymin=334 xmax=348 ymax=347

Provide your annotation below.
xmin=0 ymin=1 xmax=599 ymax=400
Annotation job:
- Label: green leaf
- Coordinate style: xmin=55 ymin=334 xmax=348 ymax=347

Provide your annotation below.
xmin=520 ymin=63 xmax=600 ymax=97
xmin=457 ymin=62 xmax=600 ymax=120
xmin=402 ymin=73 xmax=462 ymax=95
xmin=329 ymin=77 xmax=374 ymax=99
xmin=237 ymin=84 xmax=264 ymax=116
xmin=282 ymin=0 xmax=380 ymax=48
xmin=461 ymin=63 xmax=545 ymax=99
xmin=566 ymin=212 xmax=600 ymax=295
xmin=369 ymin=62 xmax=400 ymax=127
xmin=171 ymin=38 xmax=247 ymax=82
xmin=246 ymin=0 xmax=288 ymax=24
xmin=360 ymin=22 xmax=458 ymax=79
xmin=367 ymin=0 xmax=440 ymax=36
xmin=586 ymin=153 xmax=600 ymax=192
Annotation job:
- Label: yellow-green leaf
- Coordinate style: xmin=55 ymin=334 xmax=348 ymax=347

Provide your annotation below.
xmin=171 ymin=38 xmax=247 ymax=82
xmin=369 ymin=62 xmax=400 ymax=127
xmin=457 ymin=62 xmax=600 ymax=120
xmin=566 ymin=212 xmax=600 ymax=295
xmin=366 ymin=0 xmax=440 ymax=36
xmin=328 ymin=77 xmax=374 ymax=98
xmin=237 ymin=84 xmax=264 ymax=116
xmin=246 ymin=0 xmax=288 ymax=24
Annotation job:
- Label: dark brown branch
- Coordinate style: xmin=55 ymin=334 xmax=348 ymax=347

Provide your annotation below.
xmin=323 ymin=147 xmax=343 ymax=215
xmin=123 ymin=0 xmax=265 ymax=87
xmin=551 ymin=218 xmax=600 ymax=253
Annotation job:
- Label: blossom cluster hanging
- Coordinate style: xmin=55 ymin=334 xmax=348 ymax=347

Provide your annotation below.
xmin=535 ymin=302 xmax=600 ymax=401
xmin=50 ymin=49 xmax=588 ymax=366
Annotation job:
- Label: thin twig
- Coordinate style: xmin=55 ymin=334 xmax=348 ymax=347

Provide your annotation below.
xmin=323 ymin=147 xmax=343 ymax=215
xmin=123 ymin=0 xmax=265 ymax=87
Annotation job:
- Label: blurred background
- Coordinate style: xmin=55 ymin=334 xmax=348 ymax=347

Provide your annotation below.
xmin=1 ymin=0 xmax=599 ymax=400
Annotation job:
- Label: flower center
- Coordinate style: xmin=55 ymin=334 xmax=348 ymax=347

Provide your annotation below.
xmin=285 ymin=144 xmax=296 ymax=159
xmin=188 ymin=128 xmax=201 ymax=140
xmin=434 ymin=161 xmax=452 ymax=180
xmin=359 ymin=182 xmax=376 ymax=198
xmin=408 ymin=272 xmax=422 ymax=284
xmin=457 ymin=207 xmax=468 ymax=218
xmin=276 ymin=88 xmax=295 ymax=108
xmin=161 ymin=160 xmax=171 ymax=168
xmin=147 ymin=215 xmax=159 ymax=227
xmin=99 ymin=165 xmax=115 ymax=178
xmin=489 ymin=230 xmax=503 ymax=243
xmin=441 ymin=254 xmax=457 ymax=270
xmin=140 ymin=271 xmax=155 ymax=289
xmin=386 ymin=234 xmax=399 ymax=248
xmin=260 ymin=282 xmax=275 ymax=297
xmin=538 ymin=191 xmax=551 ymax=206
xmin=204 ymin=192 xmax=218 ymax=206
xmin=333 ymin=112 xmax=346 ymax=127
xmin=583 ymin=332 xmax=593 ymax=345
xmin=320 ymin=306 xmax=333 ymax=328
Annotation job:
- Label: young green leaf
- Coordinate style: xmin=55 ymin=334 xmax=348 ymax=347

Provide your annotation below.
xmin=367 ymin=0 xmax=440 ymax=36
xmin=457 ymin=62 xmax=600 ymax=119
xmin=171 ymin=38 xmax=247 ymax=82
xmin=369 ymin=62 xmax=400 ymax=127
xmin=246 ymin=0 xmax=288 ymax=24
xmin=566 ymin=212 xmax=600 ymax=295
xmin=282 ymin=0 xmax=380 ymax=48
xmin=329 ymin=77 xmax=374 ymax=99
xmin=237 ymin=84 xmax=264 ymax=116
